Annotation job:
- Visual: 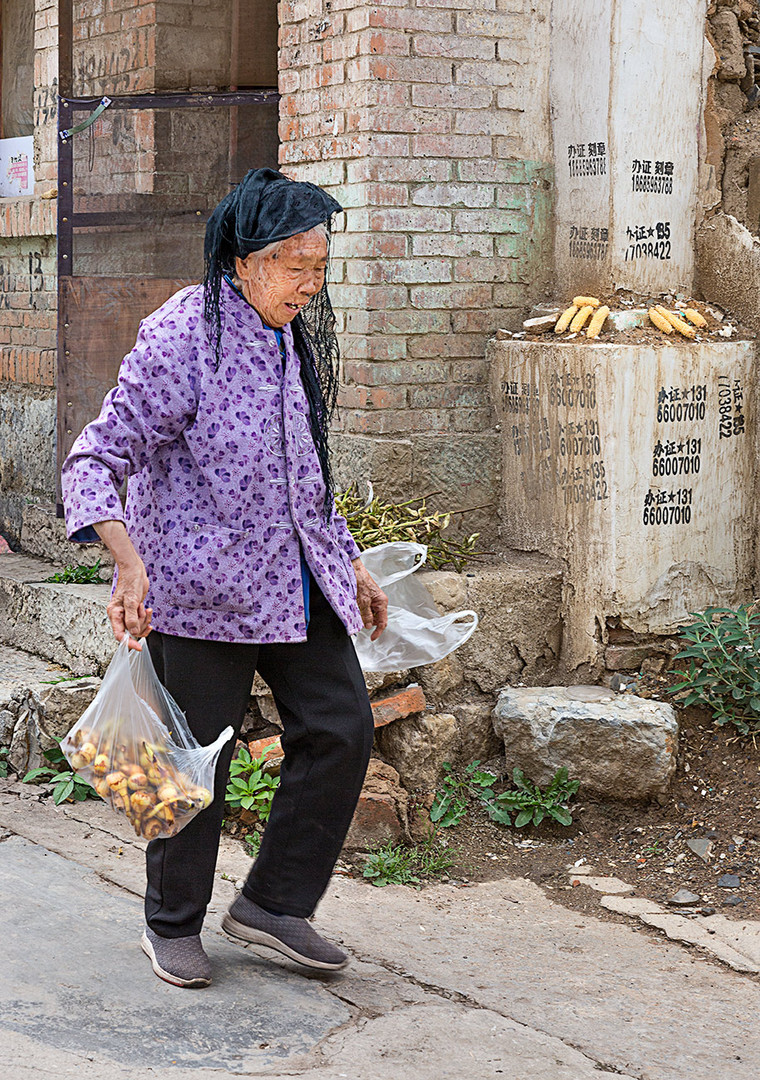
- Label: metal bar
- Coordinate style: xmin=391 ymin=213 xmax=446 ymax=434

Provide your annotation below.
xmin=57 ymin=0 xmax=75 ymax=515
xmin=60 ymin=90 xmax=279 ymax=111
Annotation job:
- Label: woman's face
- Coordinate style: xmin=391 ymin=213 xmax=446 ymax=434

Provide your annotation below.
xmin=235 ymin=230 xmax=328 ymax=328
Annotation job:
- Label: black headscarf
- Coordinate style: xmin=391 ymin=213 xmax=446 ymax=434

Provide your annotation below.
xmin=203 ymin=169 xmax=343 ymax=511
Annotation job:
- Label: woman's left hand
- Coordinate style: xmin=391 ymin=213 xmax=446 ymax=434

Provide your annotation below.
xmin=352 ymin=558 xmax=388 ymax=641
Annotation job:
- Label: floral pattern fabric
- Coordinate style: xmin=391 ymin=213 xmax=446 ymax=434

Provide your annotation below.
xmin=61 ymin=281 xmax=362 ymax=644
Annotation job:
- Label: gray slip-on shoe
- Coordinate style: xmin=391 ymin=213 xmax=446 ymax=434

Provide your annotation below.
xmin=222 ymin=895 xmax=348 ymax=971
xmin=141 ymin=927 xmax=212 ymax=988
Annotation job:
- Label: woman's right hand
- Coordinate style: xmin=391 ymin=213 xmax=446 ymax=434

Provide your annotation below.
xmin=93 ymin=521 xmax=152 ymax=649
xmin=108 ymin=558 xmax=152 ymax=647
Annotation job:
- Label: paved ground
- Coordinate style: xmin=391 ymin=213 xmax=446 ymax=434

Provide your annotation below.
xmin=1 ymin=781 xmax=759 ymax=1080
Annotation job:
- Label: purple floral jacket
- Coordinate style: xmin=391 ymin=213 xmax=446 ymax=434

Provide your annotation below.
xmin=61 ymin=281 xmax=362 ymax=643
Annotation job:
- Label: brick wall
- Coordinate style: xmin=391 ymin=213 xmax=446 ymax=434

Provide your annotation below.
xmin=278 ymin=0 xmax=553 ymax=534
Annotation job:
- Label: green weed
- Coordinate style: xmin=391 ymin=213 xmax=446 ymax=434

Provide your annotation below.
xmin=362 ymin=835 xmax=457 ymax=888
xmin=431 ymin=761 xmax=579 ymax=829
xmin=225 ymin=746 xmax=279 ymax=822
xmin=670 ymin=605 xmax=760 ymax=736
xmin=23 ymin=741 xmax=98 ymax=805
xmin=45 ymin=559 xmax=108 ymax=584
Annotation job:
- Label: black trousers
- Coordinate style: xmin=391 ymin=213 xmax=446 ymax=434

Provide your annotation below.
xmin=144 ymin=583 xmax=374 ymax=937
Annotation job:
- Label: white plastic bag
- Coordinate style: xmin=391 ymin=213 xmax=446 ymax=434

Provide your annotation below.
xmin=61 ymin=636 xmax=233 ymax=840
xmin=353 ymin=542 xmax=478 ymax=672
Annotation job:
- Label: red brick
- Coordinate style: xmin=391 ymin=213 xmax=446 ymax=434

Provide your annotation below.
xmin=339 ymin=384 xmax=409 ymax=410
xmin=410 ymin=284 xmax=493 ymax=309
xmin=371 ymin=685 xmax=427 ymax=728
xmin=248 ymin=736 xmax=282 ymax=761
xmin=343 ymin=359 xmax=449 ymax=386
xmin=412 ymin=134 xmax=493 ymax=158
xmin=345 ymin=408 xmax=450 ymax=434
xmin=368 ymin=207 xmax=451 ymax=232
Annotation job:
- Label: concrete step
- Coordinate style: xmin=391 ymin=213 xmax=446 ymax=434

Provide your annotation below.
xmin=0 ymin=551 xmax=114 ymax=676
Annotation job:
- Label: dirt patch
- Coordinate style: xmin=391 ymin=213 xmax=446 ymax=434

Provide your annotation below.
xmin=339 ymin=698 xmax=760 ymax=922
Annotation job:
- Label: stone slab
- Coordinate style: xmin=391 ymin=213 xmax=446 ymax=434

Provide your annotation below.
xmin=0 ymin=836 xmax=350 ymax=1073
xmin=0 ymin=552 xmax=114 ymax=675
xmin=319 ymin=876 xmax=760 ymax=1080
xmin=0 ymin=643 xmax=69 ymax=703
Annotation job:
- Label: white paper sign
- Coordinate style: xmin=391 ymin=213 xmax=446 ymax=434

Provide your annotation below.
xmin=0 ymin=136 xmax=35 ymax=197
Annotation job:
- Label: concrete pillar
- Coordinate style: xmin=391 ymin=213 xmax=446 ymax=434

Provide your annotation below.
xmin=551 ymin=0 xmax=708 ymax=295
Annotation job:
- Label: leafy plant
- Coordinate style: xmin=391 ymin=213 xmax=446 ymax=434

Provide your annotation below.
xmin=244 ymin=831 xmax=263 ymax=859
xmin=669 ymin=605 xmax=760 ymax=735
xmin=486 ymin=767 xmax=580 ymax=828
xmin=335 ymin=485 xmax=486 ymax=572
xmin=225 ymin=746 xmax=279 ymax=822
xmin=40 ymin=674 xmax=90 ymax=685
xmin=431 ymin=761 xmax=498 ymax=828
xmin=431 ymin=761 xmax=579 ymax=829
xmin=22 ymin=741 xmax=98 ymax=805
xmin=0 ymin=747 xmax=9 ymax=779
xmin=45 ymin=558 xmax=108 ymax=585
xmin=362 ymin=835 xmax=457 ymax=888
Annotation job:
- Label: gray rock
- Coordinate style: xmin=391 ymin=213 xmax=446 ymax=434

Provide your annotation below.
xmin=492 ymin=686 xmax=678 ymax=801
xmin=0 ymin=709 xmax=15 ymax=745
xmin=723 ymin=895 xmax=743 ymax=907
xmin=411 ymin=654 xmax=464 ymax=700
xmin=38 ymin=679 xmax=100 ymax=740
xmin=376 ymin=712 xmax=458 ymax=793
xmin=7 ymin=692 xmax=51 ymax=775
xmin=450 ymin=702 xmax=502 ymax=764
xmin=686 ymin=838 xmax=714 ymax=861
xmin=718 ymin=873 xmax=741 ymax=888
xmin=668 ymin=889 xmax=701 ymax=906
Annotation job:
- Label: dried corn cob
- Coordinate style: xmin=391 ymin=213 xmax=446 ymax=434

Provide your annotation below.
xmin=648 ymin=308 xmax=673 ymax=334
xmin=585 ymin=305 xmax=610 ymax=339
xmin=554 ymin=305 xmax=578 ymax=333
xmin=569 ymin=305 xmax=594 ymax=333
xmin=572 ymin=295 xmax=600 ymax=308
xmin=655 ymin=305 xmax=696 ymax=339
xmin=683 ymin=308 xmax=707 ymax=329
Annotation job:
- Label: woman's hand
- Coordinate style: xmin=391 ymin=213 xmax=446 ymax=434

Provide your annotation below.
xmin=352 ymin=558 xmax=388 ymax=641
xmin=93 ymin=521 xmax=152 ymax=650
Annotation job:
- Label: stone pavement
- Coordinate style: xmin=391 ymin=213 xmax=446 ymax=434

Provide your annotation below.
xmin=1 ymin=781 xmax=759 ymax=1080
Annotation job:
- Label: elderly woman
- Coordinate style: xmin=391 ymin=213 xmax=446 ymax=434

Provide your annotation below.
xmin=62 ymin=168 xmax=387 ymax=989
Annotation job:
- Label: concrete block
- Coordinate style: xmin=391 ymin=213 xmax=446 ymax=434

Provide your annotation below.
xmin=493 ymin=685 xmax=678 ymax=801
xmin=20 ymin=503 xmax=113 ymax=570
xmin=454 ymin=555 xmax=564 ymax=692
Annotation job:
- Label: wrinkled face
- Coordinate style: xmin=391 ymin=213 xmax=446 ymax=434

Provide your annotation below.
xmin=235 ymin=229 xmax=328 ymax=329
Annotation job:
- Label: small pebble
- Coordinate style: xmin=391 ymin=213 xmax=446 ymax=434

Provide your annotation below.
xmin=668 ymin=889 xmax=700 ymax=906
xmin=723 ymin=896 xmax=743 ymax=907
xmin=718 ymin=874 xmax=741 ymax=888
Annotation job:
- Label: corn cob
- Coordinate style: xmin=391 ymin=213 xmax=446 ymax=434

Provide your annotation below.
xmin=655 ymin=305 xmax=696 ymax=339
xmin=648 ymin=308 xmax=673 ymax=334
xmin=683 ymin=308 xmax=707 ymax=329
xmin=569 ymin=305 xmax=594 ymax=333
xmin=585 ymin=305 xmax=610 ymax=339
xmin=554 ymin=305 xmax=578 ymax=333
xmin=572 ymin=295 xmax=600 ymax=308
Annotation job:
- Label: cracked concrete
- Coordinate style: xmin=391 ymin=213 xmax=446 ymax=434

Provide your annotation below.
xmin=1 ymin=781 xmax=760 ymax=1079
